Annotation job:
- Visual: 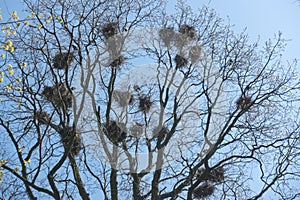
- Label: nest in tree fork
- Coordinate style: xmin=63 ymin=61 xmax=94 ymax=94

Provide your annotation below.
xmin=198 ymin=166 xmax=225 ymax=183
xmin=59 ymin=126 xmax=82 ymax=156
xmin=103 ymin=121 xmax=127 ymax=144
xmin=236 ymin=95 xmax=252 ymax=110
xmin=42 ymin=83 xmax=73 ymax=108
xmin=138 ymin=95 xmax=152 ymax=112
xmin=179 ymin=24 xmax=196 ymax=39
xmin=110 ymin=55 xmax=126 ymax=68
xmin=101 ymin=22 xmax=119 ymax=39
xmin=193 ymin=183 xmax=215 ymax=199
xmin=159 ymin=27 xmax=175 ymax=47
xmin=53 ymin=52 xmax=74 ymax=70
xmin=174 ymin=54 xmax=188 ymax=69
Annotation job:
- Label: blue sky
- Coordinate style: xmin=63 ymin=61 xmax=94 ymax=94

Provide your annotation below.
xmin=192 ymin=0 xmax=300 ymax=62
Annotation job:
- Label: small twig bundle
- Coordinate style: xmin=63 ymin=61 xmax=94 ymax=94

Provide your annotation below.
xmin=53 ymin=52 xmax=74 ymax=70
xmin=193 ymin=183 xmax=215 ymax=199
xmin=174 ymin=54 xmax=188 ymax=69
xmin=236 ymin=95 xmax=252 ymax=110
xmin=113 ymin=90 xmax=133 ymax=107
xmin=103 ymin=121 xmax=127 ymax=144
xmin=159 ymin=27 xmax=175 ymax=47
xmin=138 ymin=95 xmax=152 ymax=112
xmin=59 ymin=127 xmax=82 ymax=156
xmin=101 ymin=22 xmax=119 ymax=39
xmin=42 ymin=83 xmax=73 ymax=108
xmin=198 ymin=166 xmax=225 ymax=183
xmin=110 ymin=55 xmax=126 ymax=68
xmin=179 ymin=24 xmax=196 ymax=39
xmin=189 ymin=46 xmax=201 ymax=63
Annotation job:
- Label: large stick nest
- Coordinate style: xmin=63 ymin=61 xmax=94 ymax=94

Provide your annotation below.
xmin=53 ymin=52 xmax=74 ymax=70
xmin=236 ymin=95 xmax=252 ymax=110
xmin=179 ymin=24 xmax=196 ymax=39
xmin=138 ymin=95 xmax=153 ymax=112
xmin=103 ymin=121 xmax=127 ymax=144
xmin=159 ymin=27 xmax=175 ymax=47
xmin=59 ymin=126 xmax=82 ymax=156
xmin=101 ymin=22 xmax=119 ymax=39
xmin=198 ymin=166 xmax=225 ymax=183
xmin=42 ymin=83 xmax=73 ymax=108
xmin=193 ymin=183 xmax=215 ymax=199
xmin=174 ymin=54 xmax=188 ymax=69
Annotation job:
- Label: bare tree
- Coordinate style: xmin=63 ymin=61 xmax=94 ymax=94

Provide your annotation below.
xmin=0 ymin=0 xmax=300 ymax=199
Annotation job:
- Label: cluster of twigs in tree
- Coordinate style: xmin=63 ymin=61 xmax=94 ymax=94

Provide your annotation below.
xmin=101 ymin=21 xmax=119 ymax=39
xmin=103 ymin=121 xmax=128 ymax=145
xmin=159 ymin=27 xmax=175 ymax=47
xmin=189 ymin=46 xmax=201 ymax=63
xmin=138 ymin=95 xmax=153 ymax=113
xmin=110 ymin=55 xmax=126 ymax=68
xmin=53 ymin=52 xmax=74 ymax=70
xmin=152 ymin=126 xmax=169 ymax=145
xmin=58 ymin=126 xmax=82 ymax=156
xmin=236 ymin=95 xmax=253 ymax=110
xmin=42 ymin=83 xmax=73 ymax=108
xmin=101 ymin=22 xmax=127 ymax=68
xmin=194 ymin=166 xmax=225 ymax=198
xmin=41 ymin=82 xmax=80 ymax=155
xmin=113 ymin=86 xmax=153 ymax=113
xmin=174 ymin=54 xmax=188 ymax=69
xmin=113 ymin=90 xmax=133 ymax=107
xmin=179 ymin=24 xmax=196 ymax=39
xmin=159 ymin=24 xmax=201 ymax=69
xmin=34 ymin=110 xmax=82 ymax=156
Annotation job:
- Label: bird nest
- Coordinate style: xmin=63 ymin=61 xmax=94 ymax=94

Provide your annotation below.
xmin=110 ymin=55 xmax=126 ymax=68
xmin=174 ymin=54 xmax=188 ymax=69
xmin=193 ymin=183 xmax=215 ymax=199
xmin=101 ymin=22 xmax=119 ymax=39
xmin=59 ymin=126 xmax=82 ymax=156
xmin=198 ymin=166 xmax=225 ymax=183
xmin=138 ymin=95 xmax=153 ymax=112
xmin=103 ymin=121 xmax=127 ymax=144
xmin=179 ymin=24 xmax=196 ymax=39
xmin=42 ymin=83 xmax=73 ymax=108
xmin=236 ymin=95 xmax=252 ymax=110
xmin=53 ymin=52 xmax=74 ymax=70
xmin=159 ymin=27 xmax=175 ymax=47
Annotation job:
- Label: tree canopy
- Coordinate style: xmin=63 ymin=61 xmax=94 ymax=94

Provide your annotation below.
xmin=0 ymin=0 xmax=300 ymax=199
